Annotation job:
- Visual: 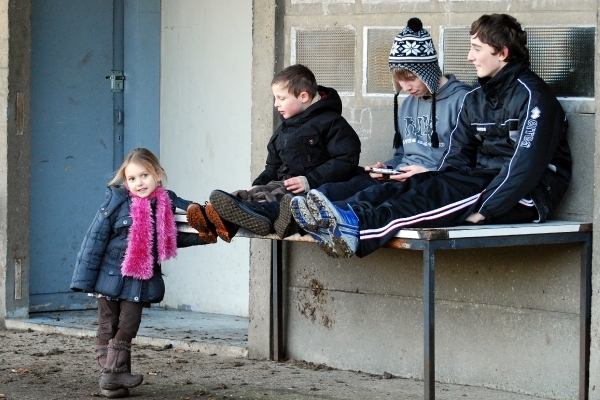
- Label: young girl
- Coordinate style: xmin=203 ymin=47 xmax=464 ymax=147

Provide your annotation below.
xmin=70 ymin=148 xmax=206 ymax=398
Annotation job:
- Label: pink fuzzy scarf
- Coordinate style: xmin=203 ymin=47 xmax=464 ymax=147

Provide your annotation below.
xmin=121 ymin=187 xmax=178 ymax=280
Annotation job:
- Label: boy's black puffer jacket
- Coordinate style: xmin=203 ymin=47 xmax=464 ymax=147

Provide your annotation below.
xmin=253 ymin=85 xmax=361 ymax=189
xmin=70 ymin=186 xmax=199 ymax=303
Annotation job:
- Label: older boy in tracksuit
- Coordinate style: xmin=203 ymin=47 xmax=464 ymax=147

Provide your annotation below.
xmin=293 ymin=13 xmax=571 ymax=258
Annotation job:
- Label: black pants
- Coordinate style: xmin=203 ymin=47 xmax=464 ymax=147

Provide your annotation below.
xmin=350 ymin=170 xmax=538 ymax=258
xmin=97 ymin=297 xmax=144 ymax=340
xmin=317 ymin=171 xmax=382 ymax=202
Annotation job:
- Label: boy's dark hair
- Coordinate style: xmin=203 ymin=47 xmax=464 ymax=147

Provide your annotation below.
xmin=271 ymin=64 xmax=318 ymax=99
xmin=470 ymin=14 xmax=529 ymax=65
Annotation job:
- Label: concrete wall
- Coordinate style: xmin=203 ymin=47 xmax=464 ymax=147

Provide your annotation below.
xmin=0 ymin=0 xmax=30 ymax=326
xmin=589 ymin=1 xmax=600 ymax=399
xmin=158 ymin=0 xmax=252 ymax=317
xmin=250 ymin=1 xmax=597 ymax=398
xmin=0 ymin=0 xmax=9 ymax=325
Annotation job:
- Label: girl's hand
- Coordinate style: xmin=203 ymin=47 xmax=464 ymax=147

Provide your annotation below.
xmin=389 ymin=165 xmax=428 ymax=182
xmin=284 ymin=177 xmax=307 ymax=194
xmin=365 ymin=162 xmax=387 ymax=180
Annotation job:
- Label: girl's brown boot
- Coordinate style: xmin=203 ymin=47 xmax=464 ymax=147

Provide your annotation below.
xmin=96 ymin=345 xmax=130 ymax=398
xmin=99 ymin=339 xmax=143 ymax=391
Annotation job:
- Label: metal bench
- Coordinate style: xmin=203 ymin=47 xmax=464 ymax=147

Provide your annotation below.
xmin=176 ymin=216 xmax=593 ymax=400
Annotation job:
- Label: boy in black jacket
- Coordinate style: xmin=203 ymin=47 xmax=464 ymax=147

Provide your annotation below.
xmin=187 ymin=64 xmax=361 ymax=242
xmin=292 ymin=14 xmax=572 ymax=258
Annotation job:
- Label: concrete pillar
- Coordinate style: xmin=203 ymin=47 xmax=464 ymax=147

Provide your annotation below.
xmin=587 ymin=0 xmax=600 ymax=397
xmin=247 ymin=0 xmax=284 ymax=359
xmin=0 ymin=0 xmax=31 ymax=327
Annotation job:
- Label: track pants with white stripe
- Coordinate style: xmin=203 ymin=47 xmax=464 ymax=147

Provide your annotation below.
xmin=345 ymin=169 xmax=538 ymax=258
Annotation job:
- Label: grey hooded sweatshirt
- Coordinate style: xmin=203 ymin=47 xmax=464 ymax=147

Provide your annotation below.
xmin=384 ymin=74 xmax=471 ymax=170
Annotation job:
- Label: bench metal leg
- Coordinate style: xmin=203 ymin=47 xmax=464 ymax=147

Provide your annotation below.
xmin=272 ymin=240 xmax=284 ymax=361
xmin=423 ymin=244 xmax=435 ymax=400
xmin=580 ymin=235 xmax=592 ymax=400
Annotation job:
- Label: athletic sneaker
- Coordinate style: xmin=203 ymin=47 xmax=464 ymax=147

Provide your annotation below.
xmin=209 ymin=190 xmax=273 ymax=236
xmin=306 ymin=190 xmax=359 ymax=258
xmin=291 ymin=195 xmax=338 ymax=258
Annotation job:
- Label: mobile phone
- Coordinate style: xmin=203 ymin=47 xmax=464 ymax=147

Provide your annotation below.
xmin=370 ymin=167 xmax=402 ymax=175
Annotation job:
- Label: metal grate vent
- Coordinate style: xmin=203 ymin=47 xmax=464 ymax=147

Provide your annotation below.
xmin=442 ymin=26 xmax=595 ymax=97
xmin=441 ymin=28 xmax=474 ymax=87
xmin=528 ymin=28 xmax=595 ymax=97
xmin=294 ymin=28 xmax=356 ymax=92
xmin=366 ymin=28 xmax=399 ymax=94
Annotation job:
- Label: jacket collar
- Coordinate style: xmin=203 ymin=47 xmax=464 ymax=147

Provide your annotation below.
xmin=279 ymin=85 xmax=342 ymax=127
xmin=478 ymin=61 xmax=529 ymax=98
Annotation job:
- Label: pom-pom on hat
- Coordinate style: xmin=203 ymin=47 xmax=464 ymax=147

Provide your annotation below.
xmin=389 ymin=18 xmax=442 ymax=95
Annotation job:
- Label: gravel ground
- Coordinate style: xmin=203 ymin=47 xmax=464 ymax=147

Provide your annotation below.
xmin=0 ymin=328 xmax=550 ymax=400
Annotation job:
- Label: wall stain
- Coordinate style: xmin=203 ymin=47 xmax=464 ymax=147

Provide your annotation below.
xmin=296 ymin=278 xmax=334 ymax=329
xmin=78 ymin=51 xmax=92 ymax=67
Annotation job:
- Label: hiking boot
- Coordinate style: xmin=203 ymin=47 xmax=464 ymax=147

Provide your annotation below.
xmin=274 ymin=194 xmax=294 ymax=239
xmin=291 ymin=195 xmax=338 ymax=258
xmin=205 ymin=202 xmax=239 ymax=242
xmin=209 ymin=190 xmax=273 ymax=236
xmin=99 ymin=340 xmax=143 ymax=391
xmin=186 ymin=203 xmax=218 ymax=244
xmin=306 ymin=190 xmax=359 ymax=258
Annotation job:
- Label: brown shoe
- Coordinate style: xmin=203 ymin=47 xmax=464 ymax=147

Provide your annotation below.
xmin=205 ymin=202 xmax=239 ymax=243
xmin=186 ymin=203 xmax=218 ymax=244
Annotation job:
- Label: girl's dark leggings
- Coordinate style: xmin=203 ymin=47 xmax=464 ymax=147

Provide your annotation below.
xmin=97 ymin=297 xmax=144 ymax=341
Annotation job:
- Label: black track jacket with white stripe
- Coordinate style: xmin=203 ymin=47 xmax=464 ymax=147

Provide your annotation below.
xmin=438 ymin=61 xmax=572 ymax=222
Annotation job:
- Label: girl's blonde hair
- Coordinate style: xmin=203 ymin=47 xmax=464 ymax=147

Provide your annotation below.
xmin=108 ymin=147 xmax=167 ymax=187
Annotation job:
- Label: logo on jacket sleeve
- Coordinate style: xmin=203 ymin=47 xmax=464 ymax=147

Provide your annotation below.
xmin=530 ymin=106 xmax=541 ymax=119
xmin=520 ymin=116 xmax=538 ymax=148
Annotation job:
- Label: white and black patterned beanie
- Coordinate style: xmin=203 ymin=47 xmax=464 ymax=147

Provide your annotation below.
xmin=389 ymin=18 xmax=441 ymax=94
xmin=389 ymin=18 xmax=442 ymax=148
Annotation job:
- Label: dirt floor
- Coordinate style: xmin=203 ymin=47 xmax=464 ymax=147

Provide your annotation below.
xmin=0 ymin=328 xmax=552 ymax=400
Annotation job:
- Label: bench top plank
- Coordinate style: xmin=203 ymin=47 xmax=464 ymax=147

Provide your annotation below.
xmin=391 ymin=221 xmax=592 ymax=240
xmin=176 ymin=214 xmax=591 ymax=244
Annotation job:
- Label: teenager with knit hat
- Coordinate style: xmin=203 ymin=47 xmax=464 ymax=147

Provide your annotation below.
xmin=292 ymin=13 xmax=572 ymax=258
xmin=292 ymin=18 xmax=470 ymax=255
xmin=317 ymin=18 xmax=470 ymax=201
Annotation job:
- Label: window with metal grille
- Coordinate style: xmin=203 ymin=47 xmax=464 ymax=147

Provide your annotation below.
xmin=365 ymin=28 xmax=400 ymax=94
xmin=293 ymin=28 xmax=356 ymax=92
xmin=442 ymin=26 xmax=595 ymax=98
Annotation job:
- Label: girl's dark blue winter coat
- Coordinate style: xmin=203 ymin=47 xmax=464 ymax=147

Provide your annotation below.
xmin=70 ymin=186 xmax=200 ymax=303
